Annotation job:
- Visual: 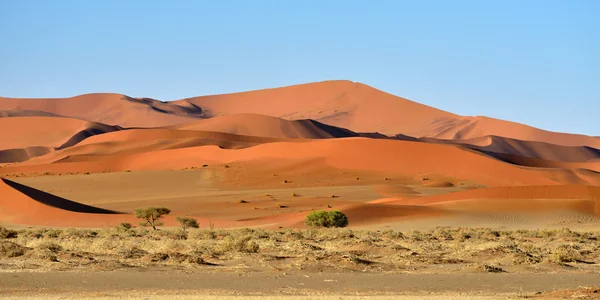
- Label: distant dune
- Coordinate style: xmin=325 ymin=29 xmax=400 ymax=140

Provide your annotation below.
xmin=0 ymin=94 xmax=202 ymax=127
xmin=4 ymin=80 xmax=597 ymax=149
xmin=0 ymin=116 xmax=120 ymax=163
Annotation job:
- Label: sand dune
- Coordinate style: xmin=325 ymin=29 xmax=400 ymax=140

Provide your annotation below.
xmin=0 ymin=178 xmax=131 ymax=227
xmin=423 ymin=135 xmax=600 ymax=163
xmin=1 ymin=80 xmax=598 ymax=229
xmin=387 ymin=185 xmax=600 ymax=215
xmin=429 ymin=116 xmax=600 ymax=148
xmin=4 ymin=138 xmax=599 ymax=187
xmin=169 ymin=113 xmax=358 ymax=139
xmin=3 ymin=81 xmax=598 ymax=150
xmin=0 ymin=147 xmax=53 ymax=164
xmin=0 ymin=94 xmax=201 ymax=128
xmin=0 ymin=116 xmax=120 ymax=163
xmin=176 ymin=80 xmax=457 ymax=137
xmin=21 ymin=129 xmax=298 ymax=165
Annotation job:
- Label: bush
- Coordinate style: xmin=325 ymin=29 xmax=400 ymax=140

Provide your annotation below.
xmin=0 ymin=227 xmax=18 ymax=239
xmin=134 ymin=207 xmax=171 ymax=230
xmin=0 ymin=241 xmax=26 ymax=258
xmin=305 ymin=210 xmax=348 ymax=228
xmin=176 ymin=217 xmax=199 ymax=233
xmin=117 ymin=222 xmax=133 ymax=232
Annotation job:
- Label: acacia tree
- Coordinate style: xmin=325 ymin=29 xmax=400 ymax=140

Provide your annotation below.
xmin=176 ymin=216 xmax=199 ymax=233
xmin=134 ymin=207 xmax=171 ymax=230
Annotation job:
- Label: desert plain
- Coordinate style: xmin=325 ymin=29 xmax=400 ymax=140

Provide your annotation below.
xmin=1 ymin=80 xmax=599 ymax=299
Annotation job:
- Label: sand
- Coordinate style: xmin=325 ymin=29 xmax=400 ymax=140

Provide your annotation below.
xmin=0 ymin=80 xmax=599 ymax=230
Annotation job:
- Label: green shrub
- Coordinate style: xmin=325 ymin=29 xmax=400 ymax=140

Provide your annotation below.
xmin=134 ymin=207 xmax=171 ymax=230
xmin=305 ymin=210 xmax=348 ymax=228
xmin=176 ymin=217 xmax=199 ymax=233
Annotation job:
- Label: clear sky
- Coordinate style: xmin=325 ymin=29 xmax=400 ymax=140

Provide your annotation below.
xmin=1 ymin=0 xmax=598 ymax=135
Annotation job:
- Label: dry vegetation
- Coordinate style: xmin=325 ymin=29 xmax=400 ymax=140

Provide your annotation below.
xmin=1 ymin=226 xmax=599 ymax=273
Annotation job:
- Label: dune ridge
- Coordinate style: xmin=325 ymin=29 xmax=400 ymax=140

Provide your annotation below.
xmin=5 ymin=138 xmax=600 ymax=187
xmin=3 ymin=81 xmax=598 ymax=149
xmin=168 ymin=113 xmax=359 ymax=139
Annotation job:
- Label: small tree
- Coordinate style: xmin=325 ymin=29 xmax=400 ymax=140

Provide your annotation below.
xmin=176 ymin=216 xmax=199 ymax=233
xmin=134 ymin=207 xmax=171 ymax=230
xmin=305 ymin=210 xmax=348 ymax=228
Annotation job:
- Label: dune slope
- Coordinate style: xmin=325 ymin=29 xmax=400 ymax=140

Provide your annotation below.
xmin=0 ymin=116 xmax=121 ymax=163
xmin=169 ymin=113 xmax=358 ymax=139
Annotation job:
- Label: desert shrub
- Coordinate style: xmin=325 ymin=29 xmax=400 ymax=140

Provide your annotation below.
xmin=221 ymin=235 xmax=260 ymax=253
xmin=304 ymin=210 xmax=348 ymax=228
xmin=37 ymin=241 xmax=63 ymax=253
xmin=548 ymin=244 xmax=581 ymax=264
xmin=63 ymin=228 xmax=97 ymax=239
xmin=116 ymin=222 xmax=133 ymax=232
xmin=134 ymin=207 xmax=171 ymax=230
xmin=0 ymin=227 xmax=18 ymax=239
xmin=175 ymin=217 xmax=199 ymax=233
xmin=0 ymin=241 xmax=26 ymax=258
xmin=44 ymin=229 xmax=62 ymax=238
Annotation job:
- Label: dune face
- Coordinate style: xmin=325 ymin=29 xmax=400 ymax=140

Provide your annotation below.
xmin=0 ymin=94 xmax=202 ymax=128
xmin=0 ymin=80 xmax=599 ymax=229
xmin=0 ymin=116 xmax=121 ymax=163
xmin=169 ymin=113 xmax=358 ymax=139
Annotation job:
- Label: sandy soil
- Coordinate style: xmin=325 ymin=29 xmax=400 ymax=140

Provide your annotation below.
xmin=0 ymin=271 xmax=598 ymax=299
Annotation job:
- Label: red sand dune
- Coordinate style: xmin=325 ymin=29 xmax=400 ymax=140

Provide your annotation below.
xmin=4 ymin=138 xmax=600 ymax=187
xmin=0 ymin=178 xmax=131 ymax=227
xmin=385 ymin=185 xmax=600 ymax=216
xmin=3 ymin=81 xmax=598 ymax=150
xmin=21 ymin=129 xmax=303 ymax=166
xmin=0 ymin=94 xmax=201 ymax=128
xmin=168 ymin=113 xmax=357 ymax=139
xmin=0 ymin=116 xmax=120 ymax=163
xmin=422 ymin=135 xmax=600 ymax=163
xmin=428 ymin=116 xmax=600 ymax=148
xmin=0 ymin=178 xmax=241 ymax=228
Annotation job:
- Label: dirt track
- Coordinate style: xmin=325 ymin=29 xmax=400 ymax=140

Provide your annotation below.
xmin=1 ymin=270 xmax=599 ymax=299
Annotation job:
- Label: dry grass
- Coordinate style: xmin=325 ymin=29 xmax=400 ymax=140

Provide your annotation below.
xmin=0 ymin=226 xmax=598 ymax=273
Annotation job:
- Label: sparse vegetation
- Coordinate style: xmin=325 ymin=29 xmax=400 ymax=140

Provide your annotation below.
xmin=305 ymin=210 xmax=349 ymax=228
xmin=0 ymin=227 xmax=597 ymax=273
xmin=134 ymin=207 xmax=171 ymax=230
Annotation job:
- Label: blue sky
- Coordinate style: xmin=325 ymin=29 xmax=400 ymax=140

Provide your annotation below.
xmin=1 ymin=0 xmax=598 ymax=135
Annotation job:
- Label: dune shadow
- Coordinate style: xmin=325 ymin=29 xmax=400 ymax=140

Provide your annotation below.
xmin=2 ymin=179 xmax=122 ymax=214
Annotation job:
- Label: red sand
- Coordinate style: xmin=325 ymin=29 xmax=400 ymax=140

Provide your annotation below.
xmin=1 ymin=80 xmax=599 ymax=228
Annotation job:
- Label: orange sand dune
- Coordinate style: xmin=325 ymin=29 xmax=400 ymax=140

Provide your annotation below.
xmin=387 ymin=185 xmax=600 ymax=215
xmin=4 ymin=81 xmax=598 ymax=149
xmin=485 ymin=153 xmax=600 ymax=173
xmin=0 ymin=116 xmax=120 ymax=163
xmin=0 ymin=178 xmax=243 ymax=228
xmin=4 ymin=138 xmax=599 ymax=187
xmin=429 ymin=116 xmax=600 ymax=148
xmin=0 ymin=178 xmax=132 ymax=227
xmin=22 ymin=129 xmax=299 ymax=165
xmin=176 ymin=80 xmax=457 ymax=137
xmin=168 ymin=113 xmax=357 ymax=139
xmin=422 ymin=135 xmax=600 ymax=163
xmin=175 ymin=81 xmax=600 ymax=148
xmin=0 ymin=110 xmax=63 ymax=118
xmin=0 ymin=94 xmax=201 ymax=128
